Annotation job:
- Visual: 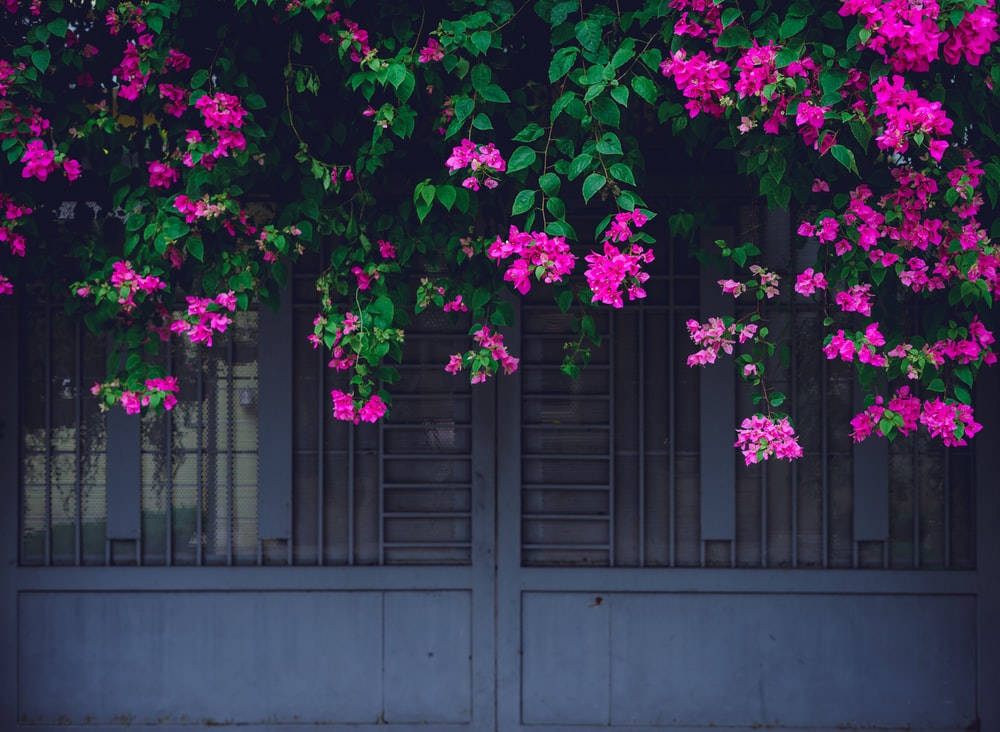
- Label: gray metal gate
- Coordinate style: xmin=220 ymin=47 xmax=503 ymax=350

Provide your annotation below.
xmin=2 ymin=210 xmax=999 ymax=730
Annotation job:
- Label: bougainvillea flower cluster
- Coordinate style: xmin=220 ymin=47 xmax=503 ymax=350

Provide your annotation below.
xmin=445 ymin=138 xmax=506 ymax=190
xmin=487 ymin=226 xmax=576 ymax=294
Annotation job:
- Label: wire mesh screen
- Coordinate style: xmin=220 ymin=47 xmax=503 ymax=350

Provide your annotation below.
xmin=290 ymin=251 xmax=474 ymax=565
xmin=519 ymin=213 xmax=976 ymax=569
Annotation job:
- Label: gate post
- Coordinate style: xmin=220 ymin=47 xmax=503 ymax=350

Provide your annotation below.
xmin=0 ymin=293 xmax=19 ymax=724
xmin=976 ymin=366 xmax=1000 ymax=729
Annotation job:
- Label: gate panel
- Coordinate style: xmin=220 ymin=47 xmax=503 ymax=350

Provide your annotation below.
xmin=18 ymin=589 xmax=474 ymax=726
xmin=519 ymin=591 xmax=976 ymax=728
xmin=498 ymin=207 xmax=991 ymax=731
xmin=608 ymin=592 xmax=975 ymax=727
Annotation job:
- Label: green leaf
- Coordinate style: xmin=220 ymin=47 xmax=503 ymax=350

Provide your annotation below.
xmin=721 ymin=8 xmax=741 ymax=26
xmin=471 ymin=63 xmax=492 ymax=92
xmin=126 ymin=214 xmax=145 ymax=233
xmin=575 ymin=19 xmax=602 ymax=52
xmin=549 ymin=0 xmax=577 ymax=25
xmin=513 ymin=123 xmax=545 ymax=142
xmin=415 ymin=198 xmax=432 ymax=223
xmin=546 ymin=196 xmax=566 ymax=218
xmin=186 ymin=236 xmax=204 ymax=262
xmin=595 ymin=132 xmax=622 ymax=155
xmin=191 ymin=69 xmax=209 ymax=88
xmin=849 ymin=120 xmax=872 ymax=149
xmin=609 ymin=163 xmax=635 ymax=185
xmin=568 ymin=153 xmax=593 ymax=180
xmin=507 ymin=146 xmax=537 ymax=173
xmin=244 ymin=93 xmax=266 ymax=110
xmin=512 ymin=189 xmax=537 ymax=215
xmin=545 ymin=219 xmax=576 ymax=239
xmin=779 ymin=15 xmax=808 ymax=39
xmin=583 ymin=82 xmax=606 ymax=102
xmin=471 ymin=30 xmax=492 ymax=54
xmin=830 ymin=144 xmax=859 ymax=175
xmin=631 ymin=76 xmax=657 ymax=104
xmin=396 ymin=72 xmax=415 ymax=102
xmin=819 ymin=68 xmax=847 ymax=95
xmin=591 ymin=96 xmax=620 ymax=127
xmin=31 ymin=48 xmax=51 ymax=73
xmin=162 ymin=217 xmax=190 ymax=239
xmin=716 ymin=25 xmax=751 ymax=48
xmin=927 ymin=378 xmax=946 ymax=392
xmin=556 ymin=289 xmax=574 ymax=313
xmin=47 ymin=17 xmax=68 ymax=37
xmin=454 ymin=96 xmax=474 ymax=123
xmin=387 ymin=63 xmax=407 ymax=88
xmin=437 ymin=185 xmax=457 ymax=210
xmin=472 ymin=113 xmax=493 ymax=130
xmin=549 ymin=47 xmax=579 ymax=82
xmin=769 ymin=392 xmax=786 ymax=407
xmin=582 ymin=173 xmax=606 ymax=202
xmin=370 ymin=295 xmax=395 ymax=328
xmin=481 ymin=84 xmax=510 ymax=103
xmin=539 ymin=172 xmax=560 ymax=195
xmin=610 ymin=85 xmax=629 ymax=107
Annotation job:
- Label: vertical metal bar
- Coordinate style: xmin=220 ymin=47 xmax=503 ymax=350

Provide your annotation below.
xmin=74 ymin=321 xmax=82 ymax=566
xmin=608 ymin=314 xmax=615 ymax=567
xmin=1 ymin=285 xmax=22 ymax=719
xmin=761 ymin=463 xmax=767 ymax=567
xmin=638 ymin=307 xmax=645 ymax=567
xmin=789 ymin=236 xmax=799 ymax=569
xmin=668 ymin=246 xmax=676 ymax=568
xmin=348 ymin=423 xmax=354 ymax=565
xmin=196 ymin=351 xmax=203 ymax=566
xmin=912 ymin=443 xmax=919 ymax=568
xmin=821 ymin=356 xmax=829 ymax=568
xmin=44 ymin=293 xmax=51 ymax=566
xmin=974 ymin=367 xmax=1000 ymax=732
xmin=227 ymin=332 xmax=234 ymax=566
xmin=378 ymin=417 xmax=385 ymax=566
xmin=317 ymin=346 xmax=325 ymax=565
xmin=944 ymin=447 xmax=951 ymax=569
xmin=699 ymin=229 xmax=736 ymax=546
xmin=166 ymin=341 xmax=173 ymax=566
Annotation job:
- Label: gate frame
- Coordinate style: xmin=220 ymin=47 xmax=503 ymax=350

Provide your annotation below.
xmin=0 ymin=288 xmax=499 ymax=730
xmin=494 ymin=294 xmax=996 ymax=732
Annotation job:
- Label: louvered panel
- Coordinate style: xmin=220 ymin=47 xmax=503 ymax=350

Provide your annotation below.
xmin=290 ymin=260 xmax=473 ymax=566
xmin=521 ymin=304 xmax=613 ymax=567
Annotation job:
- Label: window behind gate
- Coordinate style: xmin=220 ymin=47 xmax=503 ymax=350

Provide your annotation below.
xmin=18 ymin=217 xmax=976 ymax=570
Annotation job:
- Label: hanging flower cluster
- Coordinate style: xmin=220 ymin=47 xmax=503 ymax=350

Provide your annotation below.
xmin=445 ymin=138 xmax=506 ymax=190
xmin=487 ymin=226 xmax=576 ymax=294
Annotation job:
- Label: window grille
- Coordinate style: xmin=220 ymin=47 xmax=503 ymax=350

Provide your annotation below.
xmin=20 ymin=281 xmax=107 ymax=566
xmin=18 ymin=224 xmax=976 ymax=570
xmin=518 ymin=208 xmax=975 ymax=569
xmin=139 ymin=312 xmax=260 ymax=566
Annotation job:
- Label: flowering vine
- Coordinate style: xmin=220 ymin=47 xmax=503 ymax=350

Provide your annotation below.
xmin=1 ymin=0 xmax=998 ymax=462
